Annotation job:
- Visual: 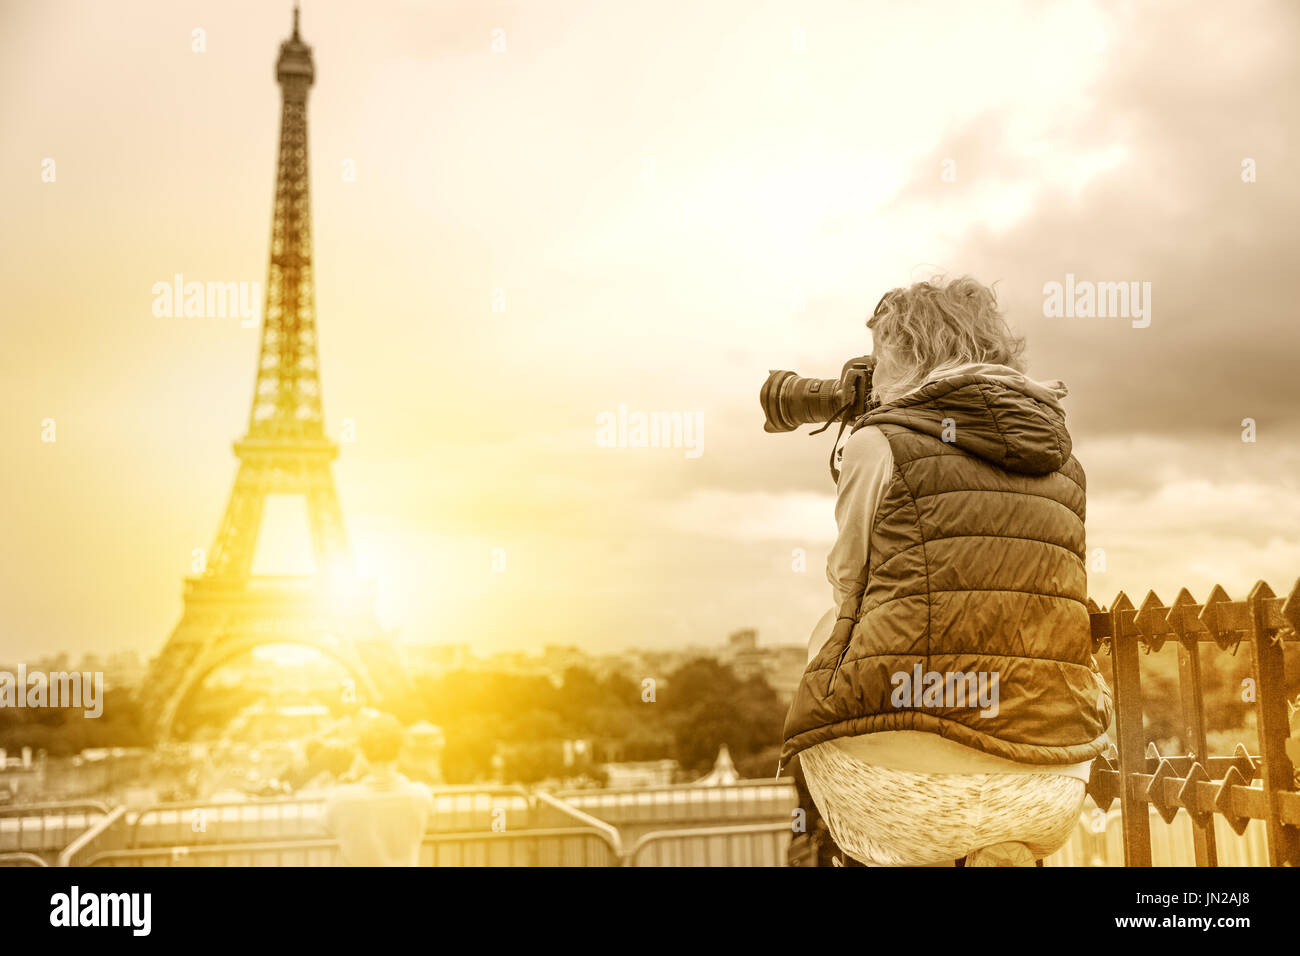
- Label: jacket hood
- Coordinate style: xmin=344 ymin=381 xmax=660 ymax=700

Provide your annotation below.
xmin=858 ymin=364 xmax=1073 ymax=475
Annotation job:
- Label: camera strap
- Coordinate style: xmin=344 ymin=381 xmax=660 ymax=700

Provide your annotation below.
xmin=809 ymin=401 xmax=855 ymax=485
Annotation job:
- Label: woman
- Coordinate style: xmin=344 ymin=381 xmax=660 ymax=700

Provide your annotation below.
xmin=780 ymin=275 xmax=1114 ymax=867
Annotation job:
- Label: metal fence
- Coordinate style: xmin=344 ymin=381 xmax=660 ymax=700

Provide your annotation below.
xmin=58 ymin=806 xmax=128 ymax=866
xmin=83 ymin=824 xmax=790 ymax=867
xmin=556 ymin=780 xmax=796 ymax=829
xmin=0 ymin=800 xmax=111 ymax=855
xmin=530 ymin=790 xmax=625 ymax=854
xmin=54 ymin=785 xmax=624 ymax=866
xmin=37 ymin=793 xmax=1290 ymax=867
xmin=1085 ymin=580 xmax=1300 ymax=866
xmin=85 ymin=828 xmax=623 ymax=867
xmin=628 ymin=823 xmax=791 ymax=866
xmin=125 ymin=785 xmax=533 ymax=847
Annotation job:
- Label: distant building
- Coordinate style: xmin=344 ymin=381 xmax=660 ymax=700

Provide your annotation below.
xmin=403 ymin=643 xmax=473 ymax=675
xmin=693 ymin=745 xmax=741 ymax=786
xmin=0 ymin=748 xmax=44 ymax=801
xmin=224 ymin=702 xmax=334 ymax=742
xmin=41 ymin=748 xmax=150 ymax=799
xmin=600 ymin=759 xmax=679 ymax=788
xmin=727 ymin=629 xmax=759 ymax=653
xmin=718 ymin=629 xmax=807 ymax=700
xmin=542 ymin=644 xmax=587 ymax=674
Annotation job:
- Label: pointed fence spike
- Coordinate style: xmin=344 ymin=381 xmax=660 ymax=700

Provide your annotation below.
xmin=1166 ymin=587 xmax=1204 ymax=643
xmin=1134 ymin=590 xmax=1171 ymax=651
xmin=1282 ymin=578 xmax=1300 ymax=634
xmin=1199 ymin=584 xmax=1236 ymax=652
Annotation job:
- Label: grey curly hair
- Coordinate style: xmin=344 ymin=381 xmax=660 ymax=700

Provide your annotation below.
xmin=867 ymin=275 xmax=1026 ymax=405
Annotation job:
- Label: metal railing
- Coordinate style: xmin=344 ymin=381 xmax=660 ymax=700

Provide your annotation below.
xmin=124 ymin=785 xmax=533 ymax=848
xmin=1084 ymin=580 xmax=1300 ymax=866
xmin=85 ymin=827 xmax=623 ymax=867
xmin=628 ymin=822 xmax=791 ymax=866
xmin=531 ymin=790 xmax=625 ymax=857
xmin=0 ymin=852 xmax=49 ymax=867
xmin=556 ymin=780 xmax=797 ymax=828
xmin=0 ymin=800 xmax=111 ymax=854
xmin=66 ymin=803 xmax=1284 ymax=867
xmin=83 ymin=823 xmax=792 ymax=867
xmin=58 ymin=806 xmax=128 ymax=867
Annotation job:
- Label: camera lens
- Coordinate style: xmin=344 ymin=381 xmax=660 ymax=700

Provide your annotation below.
xmin=761 ymin=371 xmax=843 ymax=433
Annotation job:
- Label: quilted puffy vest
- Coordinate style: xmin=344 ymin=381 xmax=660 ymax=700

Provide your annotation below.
xmin=780 ymin=373 xmax=1113 ymax=768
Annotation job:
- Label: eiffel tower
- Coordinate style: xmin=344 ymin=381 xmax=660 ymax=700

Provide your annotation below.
xmin=141 ymin=9 xmax=407 ymax=739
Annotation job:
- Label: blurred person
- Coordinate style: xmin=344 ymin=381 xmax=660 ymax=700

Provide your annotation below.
xmin=324 ymin=713 xmax=435 ymax=866
xmin=780 ymin=276 xmax=1114 ymax=866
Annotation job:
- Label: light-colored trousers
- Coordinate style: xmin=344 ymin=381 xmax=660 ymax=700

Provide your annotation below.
xmin=800 ymin=740 xmax=1086 ymax=866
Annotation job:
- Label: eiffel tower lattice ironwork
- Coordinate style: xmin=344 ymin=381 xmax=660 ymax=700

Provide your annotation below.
xmin=141 ymin=10 xmax=407 ymax=739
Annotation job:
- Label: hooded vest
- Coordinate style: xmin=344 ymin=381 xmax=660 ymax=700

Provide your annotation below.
xmin=780 ymin=373 xmax=1113 ymax=767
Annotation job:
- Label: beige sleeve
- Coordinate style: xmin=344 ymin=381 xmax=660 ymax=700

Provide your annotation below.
xmin=826 ymin=425 xmax=894 ymax=618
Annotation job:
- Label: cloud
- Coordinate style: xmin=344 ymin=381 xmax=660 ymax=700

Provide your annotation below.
xmin=873 ymin=1 xmax=1300 ymax=441
xmin=1079 ymin=434 xmax=1300 ymax=601
xmin=661 ymin=488 xmax=837 ymax=543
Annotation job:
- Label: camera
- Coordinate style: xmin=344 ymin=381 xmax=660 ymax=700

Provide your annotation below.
xmin=760 ymin=355 xmax=876 ymax=433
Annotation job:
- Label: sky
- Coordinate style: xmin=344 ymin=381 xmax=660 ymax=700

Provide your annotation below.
xmin=1 ymin=0 xmax=1298 ymax=662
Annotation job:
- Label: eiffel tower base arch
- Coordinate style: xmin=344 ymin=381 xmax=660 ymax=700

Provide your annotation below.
xmin=140 ymin=579 xmax=408 ymax=742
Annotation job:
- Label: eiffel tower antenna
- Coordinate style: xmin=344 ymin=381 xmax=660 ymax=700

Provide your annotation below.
xmin=141 ymin=12 xmax=407 ymax=740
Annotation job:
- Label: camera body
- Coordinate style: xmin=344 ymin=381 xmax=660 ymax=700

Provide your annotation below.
xmin=760 ymin=355 xmax=876 ymax=433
